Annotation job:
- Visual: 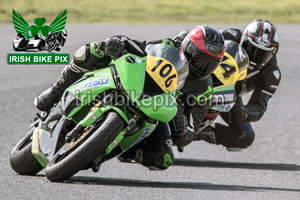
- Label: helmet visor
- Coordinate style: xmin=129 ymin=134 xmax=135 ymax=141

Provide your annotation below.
xmin=242 ymin=41 xmax=274 ymax=68
xmin=187 ymin=49 xmax=221 ymax=79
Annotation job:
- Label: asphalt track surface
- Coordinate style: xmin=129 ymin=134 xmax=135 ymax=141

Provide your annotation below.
xmin=0 ymin=24 xmax=300 ymax=200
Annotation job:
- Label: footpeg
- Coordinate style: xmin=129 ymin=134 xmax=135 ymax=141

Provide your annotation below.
xmin=92 ymin=164 xmax=101 ymax=172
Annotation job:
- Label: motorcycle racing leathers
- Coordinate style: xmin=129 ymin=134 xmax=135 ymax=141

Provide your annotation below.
xmin=209 ymin=28 xmax=281 ymax=148
xmin=168 ymin=30 xmax=214 ymax=149
xmin=169 ymin=27 xmax=281 ymax=150
xmin=169 ymin=75 xmax=213 ymax=148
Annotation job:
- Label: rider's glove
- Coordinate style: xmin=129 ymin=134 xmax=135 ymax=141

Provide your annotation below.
xmin=172 ymin=114 xmax=196 ymax=147
xmin=171 ymin=99 xmax=186 ymax=133
xmin=170 ymin=102 xmax=196 ymax=147
xmin=174 ymin=113 xmax=188 ymax=134
xmin=232 ymin=97 xmax=249 ymax=120
xmin=104 ymin=36 xmax=124 ymax=58
xmin=162 ymin=38 xmax=175 ymax=47
xmin=173 ymin=30 xmax=189 ymax=48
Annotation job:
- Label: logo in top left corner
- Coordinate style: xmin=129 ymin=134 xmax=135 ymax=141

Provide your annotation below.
xmin=12 ymin=9 xmax=68 ymax=52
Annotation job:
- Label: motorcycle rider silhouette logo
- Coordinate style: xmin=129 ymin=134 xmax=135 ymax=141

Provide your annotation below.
xmin=12 ymin=9 xmax=68 ymax=52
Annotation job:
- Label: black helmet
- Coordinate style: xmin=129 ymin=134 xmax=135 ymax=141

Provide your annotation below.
xmin=181 ymin=25 xmax=225 ymax=80
xmin=240 ymin=19 xmax=279 ymax=70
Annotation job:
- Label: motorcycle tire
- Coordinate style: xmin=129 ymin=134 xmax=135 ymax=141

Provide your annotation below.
xmin=9 ymin=127 xmax=43 ymax=175
xmin=45 ymin=112 xmax=124 ymax=182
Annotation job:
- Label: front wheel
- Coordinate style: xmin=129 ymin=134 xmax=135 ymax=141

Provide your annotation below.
xmin=9 ymin=127 xmax=43 ymax=175
xmin=45 ymin=112 xmax=124 ymax=182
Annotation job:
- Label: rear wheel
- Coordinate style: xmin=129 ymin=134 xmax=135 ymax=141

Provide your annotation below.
xmin=45 ymin=112 xmax=124 ymax=182
xmin=10 ymin=127 xmax=43 ymax=175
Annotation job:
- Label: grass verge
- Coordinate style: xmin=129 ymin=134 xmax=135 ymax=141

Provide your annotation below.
xmin=1 ymin=0 xmax=300 ymax=24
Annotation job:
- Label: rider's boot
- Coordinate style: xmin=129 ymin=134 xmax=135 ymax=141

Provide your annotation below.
xmin=194 ymin=125 xmax=217 ymax=144
xmin=34 ymin=66 xmax=84 ymax=111
xmin=117 ymin=148 xmax=136 ymax=163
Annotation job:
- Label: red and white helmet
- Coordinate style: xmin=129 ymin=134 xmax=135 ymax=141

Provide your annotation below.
xmin=181 ymin=25 xmax=225 ymax=80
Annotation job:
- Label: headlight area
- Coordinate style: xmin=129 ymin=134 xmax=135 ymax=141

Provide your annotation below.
xmin=61 ymin=91 xmax=82 ymax=117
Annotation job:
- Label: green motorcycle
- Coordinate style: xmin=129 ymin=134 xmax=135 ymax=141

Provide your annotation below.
xmin=9 ymin=43 xmax=188 ymax=182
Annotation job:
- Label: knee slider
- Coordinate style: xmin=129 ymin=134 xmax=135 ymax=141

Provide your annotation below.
xmin=72 ymin=42 xmax=109 ymax=71
xmin=153 ymin=152 xmax=174 ymax=170
xmin=151 ymin=146 xmax=174 ymax=170
xmin=73 ymin=42 xmax=101 ymax=63
xmin=74 ymin=45 xmax=88 ymax=62
xmin=237 ymin=131 xmax=255 ymax=148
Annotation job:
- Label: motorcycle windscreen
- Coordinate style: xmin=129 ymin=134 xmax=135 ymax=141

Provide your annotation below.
xmin=214 ymin=40 xmax=250 ymax=86
xmin=145 ymin=44 xmax=188 ymax=91
xmin=137 ymin=44 xmax=189 ymax=122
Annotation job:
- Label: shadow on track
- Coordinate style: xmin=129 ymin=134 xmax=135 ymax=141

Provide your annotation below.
xmin=67 ymin=176 xmax=300 ymax=193
xmin=173 ymin=158 xmax=300 ymax=171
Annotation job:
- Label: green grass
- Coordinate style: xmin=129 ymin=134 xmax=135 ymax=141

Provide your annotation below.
xmin=1 ymin=0 xmax=300 ymax=24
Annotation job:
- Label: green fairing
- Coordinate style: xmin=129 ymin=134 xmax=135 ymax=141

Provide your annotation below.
xmin=66 ymin=67 xmax=116 ymax=119
xmin=80 ymin=105 xmax=128 ymax=127
xmin=66 ymin=54 xmax=177 ymax=123
xmin=115 ymin=54 xmax=146 ymax=101
xmin=116 ymin=54 xmax=177 ymax=122
xmin=118 ymin=122 xmax=157 ymax=151
xmin=105 ymin=133 xmax=125 ymax=155
xmin=137 ymin=91 xmax=177 ymax=123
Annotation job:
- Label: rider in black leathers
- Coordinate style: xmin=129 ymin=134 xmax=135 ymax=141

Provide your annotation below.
xmin=168 ymin=26 xmax=225 ymax=149
xmin=198 ymin=19 xmax=281 ymax=149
